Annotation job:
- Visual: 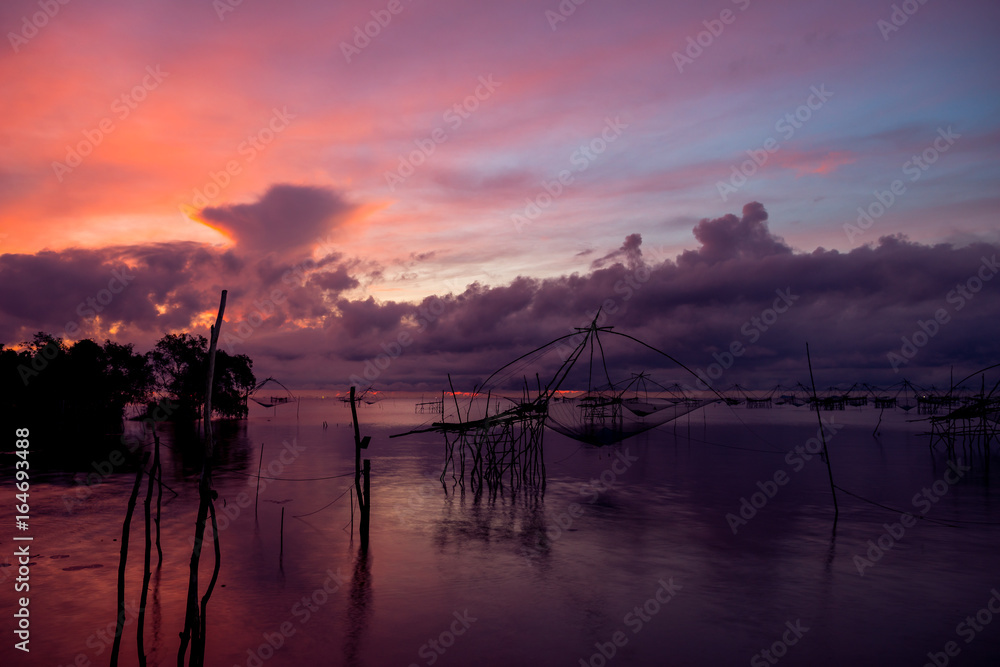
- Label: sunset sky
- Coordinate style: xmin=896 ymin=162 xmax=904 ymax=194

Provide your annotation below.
xmin=2 ymin=0 xmax=998 ymax=389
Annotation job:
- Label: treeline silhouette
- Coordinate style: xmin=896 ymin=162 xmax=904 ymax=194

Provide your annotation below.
xmin=1 ymin=332 xmax=254 ymax=462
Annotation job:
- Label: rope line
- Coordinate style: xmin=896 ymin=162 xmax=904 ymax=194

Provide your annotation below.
xmin=833 ymin=484 xmax=1000 ymax=527
xmin=222 ymin=469 xmax=355 ymax=482
xmin=293 ymin=485 xmax=354 ymax=518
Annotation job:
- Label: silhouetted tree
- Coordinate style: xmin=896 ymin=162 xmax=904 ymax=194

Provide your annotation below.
xmin=0 ymin=331 xmax=253 ymax=461
xmin=146 ymin=333 xmax=254 ymax=421
xmin=0 ymin=333 xmax=155 ymax=459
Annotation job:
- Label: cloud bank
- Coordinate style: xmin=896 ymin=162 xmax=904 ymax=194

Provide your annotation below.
xmin=2 ymin=195 xmax=996 ymax=390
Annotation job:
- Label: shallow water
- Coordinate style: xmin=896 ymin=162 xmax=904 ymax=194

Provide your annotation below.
xmin=2 ymin=397 xmax=999 ymax=666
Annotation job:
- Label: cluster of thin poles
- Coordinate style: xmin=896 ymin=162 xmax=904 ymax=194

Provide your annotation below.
xmin=928 ymin=367 xmax=1000 ymax=472
xmin=111 ymin=291 xmax=227 ymax=667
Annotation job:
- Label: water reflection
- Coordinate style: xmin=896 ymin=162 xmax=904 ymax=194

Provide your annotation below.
xmin=7 ymin=400 xmax=1000 ymax=666
xmin=342 ymin=548 xmax=373 ymax=667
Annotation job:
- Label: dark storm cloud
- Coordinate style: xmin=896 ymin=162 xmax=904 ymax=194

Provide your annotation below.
xmin=591 ymin=233 xmax=644 ymax=270
xmin=200 ymin=184 xmax=355 ymax=258
xmin=334 ymin=297 xmax=412 ymax=339
xmin=309 ymin=266 xmax=360 ymax=293
xmin=319 ymin=203 xmax=999 ymax=389
xmin=678 ymin=201 xmax=792 ymax=266
xmin=2 ymin=201 xmax=997 ymax=389
xmin=0 ymin=245 xmax=210 ymax=343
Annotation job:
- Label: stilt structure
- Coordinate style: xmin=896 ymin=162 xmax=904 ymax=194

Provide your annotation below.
xmin=393 ymin=316 xmax=715 ymax=495
xmin=926 ymin=367 xmax=999 ymax=469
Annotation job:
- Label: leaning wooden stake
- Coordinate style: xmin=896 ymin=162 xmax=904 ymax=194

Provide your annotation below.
xmin=807 ymin=343 xmax=839 ymax=521
xmin=110 ymin=451 xmax=149 ymax=667
xmin=179 ymin=290 xmax=227 ymax=666
xmin=254 ymin=443 xmax=264 ymax=518
xmin=137 ymin=444 xmax=157 ymax=665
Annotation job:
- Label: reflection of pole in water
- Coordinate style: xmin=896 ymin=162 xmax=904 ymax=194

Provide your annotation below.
xmin=151 ymin=568 xmax=163 ymax=664
xmin=342 ymin=548 xmax=373 ymax=667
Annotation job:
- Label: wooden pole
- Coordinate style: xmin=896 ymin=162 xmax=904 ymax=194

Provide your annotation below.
xmin=153 ymin=428 xmax=163 ymax=567
xmin=807 ymin=343 xmax=839 ymax=521
xmin=179 ymin=290 xmax=227 ymax=666
xmin=351 ymin=386 xmax=361 ymax=492
xmin=138 ymin=446 xmax=156 ymax=665
xmin=254 ymin=442 xmax=264 ymax=518
xmin=349 ymin=386 xmax=372 ymax=550
xmin=110 ymin=452 xmax=148 ymax=667
xmin=203 ymin=290 xmax=227 ymax=456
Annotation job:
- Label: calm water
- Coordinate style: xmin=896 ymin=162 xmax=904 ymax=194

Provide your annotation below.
xmin=2 ymin=396 xmax=999 ymax=666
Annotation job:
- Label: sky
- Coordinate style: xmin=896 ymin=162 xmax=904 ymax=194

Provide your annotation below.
xmin=1 ymin=0 xmax=999 ymax=391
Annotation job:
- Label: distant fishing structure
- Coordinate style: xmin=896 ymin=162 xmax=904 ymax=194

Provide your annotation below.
xmin=925 ymin=365 xmax=1000 ymax=471
xmin=339 ymin=385 xmax=382 ymax=407
xmin=415 ymin=394 xmax=445 ymax=414
xmin=250 ymin=377 xmax=299 ymax=418
xmin=706 ymin=379 xmax=935 ymax=411
xmin=393 ymin=316 xmax=715 ymax=495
